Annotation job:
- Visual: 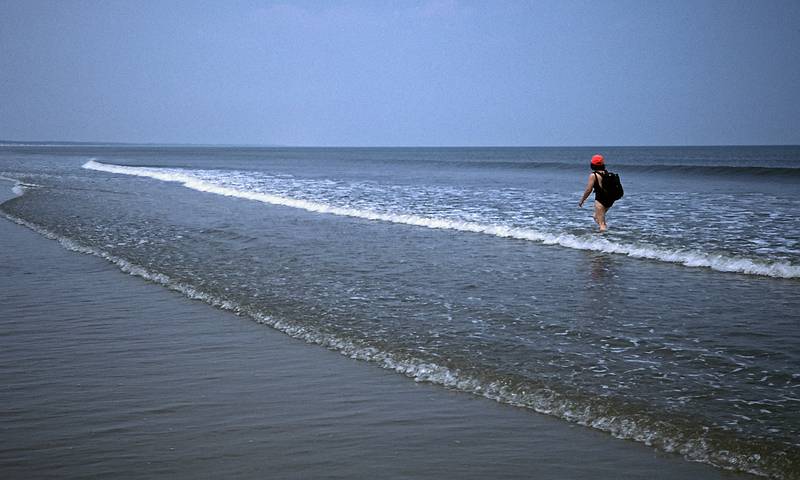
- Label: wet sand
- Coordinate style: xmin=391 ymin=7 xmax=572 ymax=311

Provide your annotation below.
xmin=0 ymin=183 xmax=754 ymax=479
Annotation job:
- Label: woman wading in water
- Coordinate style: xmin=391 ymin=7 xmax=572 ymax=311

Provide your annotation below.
xmin=578 ymin=154 xmax=615 ymax=232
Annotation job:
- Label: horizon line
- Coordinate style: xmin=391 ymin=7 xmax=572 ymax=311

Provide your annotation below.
xmin=2 ymin=139 xmax=799 ymax=149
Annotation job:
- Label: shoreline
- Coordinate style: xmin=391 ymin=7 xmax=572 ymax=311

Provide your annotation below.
xmin=0 ymin=181 xmax=758 ymax=479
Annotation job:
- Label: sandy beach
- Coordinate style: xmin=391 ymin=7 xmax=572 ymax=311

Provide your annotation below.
xmin=0 ymin=181 xmax=760 ymax=479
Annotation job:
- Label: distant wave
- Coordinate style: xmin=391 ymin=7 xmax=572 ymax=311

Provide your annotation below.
xmin=289 ymin=154 xmax=800 ymax=177
xmin=423 ymin=160 xmax=800 ymax=178
xmin=82 ymin=160 xmax=800 ymax=279
xmin=618 ymin=163 xmax=800 ymax=178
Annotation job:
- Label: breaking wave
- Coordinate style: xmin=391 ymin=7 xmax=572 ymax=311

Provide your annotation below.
xmin=82 ymin=160 xmax=800 ymax=279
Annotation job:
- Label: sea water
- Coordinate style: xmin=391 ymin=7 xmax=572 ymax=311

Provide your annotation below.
xmin=1 ymin=145 xmax=798 ymax=478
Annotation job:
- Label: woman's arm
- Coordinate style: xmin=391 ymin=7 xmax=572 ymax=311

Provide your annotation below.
xmin=578 ymin=173 xmax=595 ymax=207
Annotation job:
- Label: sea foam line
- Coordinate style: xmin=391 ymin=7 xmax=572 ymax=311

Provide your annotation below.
xmin=82 ymin=160 xmax=800 ymax=279
xmin=0 ymin=202 xmax=782 ymax=478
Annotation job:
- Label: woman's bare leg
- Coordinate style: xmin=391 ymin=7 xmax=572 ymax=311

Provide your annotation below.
xmin=593 ymin=200 xmax=608 ymax=232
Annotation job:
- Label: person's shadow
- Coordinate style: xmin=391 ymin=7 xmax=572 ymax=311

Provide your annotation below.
xmin=583 ymin=253 xmax=625 ymax=322
xmin=589 ymin=253 xmax=615 ymax=283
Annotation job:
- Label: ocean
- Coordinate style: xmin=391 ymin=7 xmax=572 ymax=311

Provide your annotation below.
xmin=1 ymin=145 xmax=798 ymax=478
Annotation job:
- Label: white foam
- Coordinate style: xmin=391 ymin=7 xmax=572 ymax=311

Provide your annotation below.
xmin=0 ymin=175 xmax=36 ymax=198
xmin=82 ymin=160 xmax=800 ymax=279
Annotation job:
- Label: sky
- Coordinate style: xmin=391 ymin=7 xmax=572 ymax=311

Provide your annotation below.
xmin=1 ymin=0 xmax=799 ymax=146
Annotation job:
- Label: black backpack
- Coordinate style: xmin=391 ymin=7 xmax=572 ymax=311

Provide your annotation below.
xmin=600 ymin=171 xmax=624 ymax=201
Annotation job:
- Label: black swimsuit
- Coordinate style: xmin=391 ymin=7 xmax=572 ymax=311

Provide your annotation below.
xmin=593 ymin=171 xmax=615 ymax=209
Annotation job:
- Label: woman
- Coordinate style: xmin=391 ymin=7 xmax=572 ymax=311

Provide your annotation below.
xmin=578 ymin=154 xmax=614 ymax=232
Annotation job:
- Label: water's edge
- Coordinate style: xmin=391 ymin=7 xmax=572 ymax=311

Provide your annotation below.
xmin=1 ymin=180 xmax=786 ymax=479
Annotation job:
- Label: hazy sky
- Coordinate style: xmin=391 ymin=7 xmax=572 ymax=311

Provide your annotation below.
xmin=2 ymin=0 xmax=799 ymax=146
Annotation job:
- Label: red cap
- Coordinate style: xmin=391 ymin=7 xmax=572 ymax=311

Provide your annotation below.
xmin=591 ymin=154 xmax=605 ymax=166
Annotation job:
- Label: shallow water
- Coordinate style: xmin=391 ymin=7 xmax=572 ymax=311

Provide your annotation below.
xmin=1 ymin=145 xmax=798 ymax=478
xmin=0 ymin=200 xmax=758 ymax=480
